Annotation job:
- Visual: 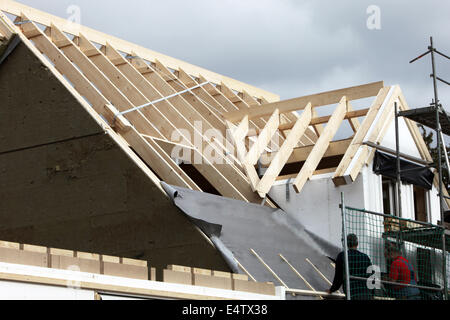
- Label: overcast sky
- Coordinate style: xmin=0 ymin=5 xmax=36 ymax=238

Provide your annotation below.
xmin=14 ymin=0 xmax=450 ymax=111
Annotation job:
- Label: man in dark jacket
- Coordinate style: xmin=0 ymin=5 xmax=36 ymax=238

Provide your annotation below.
xmin=327 ymin=234 xmax=374 ymax=300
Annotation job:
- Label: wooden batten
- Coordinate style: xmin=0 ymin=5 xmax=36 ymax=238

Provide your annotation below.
xmin=293 ymin=97 xmax=347 ymax=193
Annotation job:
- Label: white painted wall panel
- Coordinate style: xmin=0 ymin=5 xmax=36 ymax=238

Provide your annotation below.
xmin=269 ymin=173 xmax=365 ymax=249
xmin=362 ymin=164 xmax=383 ymax=213
xmin=0 ymin=280 xmax=95 ymax=300
xmin=380 ymin=117 xmax=422 ymax=159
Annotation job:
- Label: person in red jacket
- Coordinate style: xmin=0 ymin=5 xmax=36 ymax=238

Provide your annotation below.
xmin=384 ymin=242 xmax=421 ymax=300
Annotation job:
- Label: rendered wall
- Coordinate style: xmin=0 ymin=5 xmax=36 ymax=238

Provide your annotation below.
xmin=0 ymin=41 xmax=230 ymax=279
xmin=268 ymin=172 xmax=366 ymax=250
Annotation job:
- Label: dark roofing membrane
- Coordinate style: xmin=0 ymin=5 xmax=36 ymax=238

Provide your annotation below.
xmin=161 ymin=182 xmax=342 ymax=300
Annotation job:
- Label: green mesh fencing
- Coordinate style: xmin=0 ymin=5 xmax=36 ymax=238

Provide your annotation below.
xmin=340 ymin=205 xmax=448 ymax=300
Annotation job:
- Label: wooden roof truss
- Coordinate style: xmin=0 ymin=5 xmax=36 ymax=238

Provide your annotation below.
xmin=224 ymin=82 xmax=442 ymax=198
xmin=0 ymin=1 xmax=440 ymax=205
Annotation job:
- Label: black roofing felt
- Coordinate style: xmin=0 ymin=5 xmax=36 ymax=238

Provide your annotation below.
xmin=161 ymin=182 xmax=341 ymax=298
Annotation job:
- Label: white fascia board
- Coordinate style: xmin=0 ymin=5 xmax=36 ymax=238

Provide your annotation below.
xmin=0 ymin=262 xmax=283 ymax=300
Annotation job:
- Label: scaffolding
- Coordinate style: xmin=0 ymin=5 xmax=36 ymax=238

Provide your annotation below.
xmin=340 ymin=194 xmax=448 ymax=300
xmin=398 ymin=36 xmax=450 ymax=299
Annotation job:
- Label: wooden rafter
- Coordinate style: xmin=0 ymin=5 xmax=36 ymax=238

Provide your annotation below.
xmin=246 ymin=109 xmax=280 ymax=166
xmin=226 ymin=117 xmax=261 ymax=193
xmin=332 ymin=86 xmax=392 ymax=186
xmin=293 ymin=97 xmax=348 ymax=193
xmin=4 ymin=3 xmax=439 ymax=208
xmin=346 ymin=101 xmax=361 ymax=133
xmin=15 ymin=15 xmax=267 ymax=205
xmin=257 ymin=104 xmax=312 ymax=195
xmin=241 ymin=89 xmax=317 ymax=147
xmin=346 ymin=87 xmax=399 ymax=183
xmin=152 ymin=59 xmax=227 ymax=136
xmin=193 ymin=74 xmax=278 ymax=157
xmin=10 ymin=15 xmax=199 ymax=193
xmin=311 ymin=107 xmax=324 ymax=137
xmin=227 ymin=117 xmax=249 ymax=163
xmin=219 ymin=81 xmax=286 ymax=151
xmin=104 ymin=106 xmax=201 ymax=191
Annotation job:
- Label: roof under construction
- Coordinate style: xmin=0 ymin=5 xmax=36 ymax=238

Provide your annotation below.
xmin=0 ymin=0 xmax=448 ymax=300
xmin=0 ymin=1 xmax=443 ymax=205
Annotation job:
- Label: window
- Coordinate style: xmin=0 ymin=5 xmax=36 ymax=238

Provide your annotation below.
xmin=413 ymin=186 xmax=429 ymax=223
xmin=382 ymin=177 xmax=397 ymax=216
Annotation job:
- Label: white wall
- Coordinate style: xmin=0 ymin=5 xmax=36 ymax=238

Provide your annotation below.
xmin=362 ymin=164 xmax=383 ymax=213
xmin=0 ymin=280 xmax=95 ymax=300
xmin=379 ymin=117 xmax=422 ymax=159
xmin=269 ymin=172 xmax=365 ymax=249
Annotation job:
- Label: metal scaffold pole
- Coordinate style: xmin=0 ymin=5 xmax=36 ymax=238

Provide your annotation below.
xmin=408 ymin=36 xmax=449 ymax=299
xmin=429 ymin=37 xmax=448 ymax=300
xmin=340 ymin=193 xmax=351 ymax=300
xmin=395 ymin=102 xmax=402 ymax=218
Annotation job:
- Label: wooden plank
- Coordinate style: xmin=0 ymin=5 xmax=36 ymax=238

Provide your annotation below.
xmin=72 ymin=33 xmax=166 ymax=140
xmin=0 ymin=13 xmax=13 ymax=38
xmin=261 ymin=138 xmax=352 ymax=167
xmin=227 ymin=116 xmax=248 ymax=162
xmin=279 ymin=254 xmax=323 ymax=300
xmin=224 ymin=81 xmax=385 ymax=122
xmin=177 ymin=67 xmax=228 ymax=114
xmin=152 ymin=59 xmax=227 ymax=135
xmin=348 ymin=87 xmax=400 ymax=182
xmin=219 ymin=81 xmax=285 ymax=150
xmin=17 ymin=17 xmax=198 ymax=192
xmin=243 ymin=91 xmax=298 ymax=144
xmin=257 ymin=104 xmax=312 ymax=195
xmin=227 ymin=117 xmax=261 ymax=193
xmin=42 ymin=23 xmax=160 ymax=139
xmin=294 ymin=97 xmax=348 ymax=193
xmin=1 ymin=14 xmax=165 ymax=195
xmin=0 ymin=0 xmax=280 ymax=102
xmin=277 ymin=108 xmax=369 ymax=132
xmin=346 ymin=101 xmax=361 ymax=133
xmin=332 ymin=86 xmax=391 ymax=185
xmin=122 ymin=52 xmax=268 ymax=204
xmin=96 ymin=45 xmax=262 ymax=203
xmin=17 ymin=19 xmax=108 ymax=115
xmin=246 ymin=109 xmax=280 ymax=165
xmin=104 ymin=105 xmax=201 ymax=190
xmin=240 ymin=90 xmax=259 ymax=107
xmin=311 ymin=107 xmax=324 ymax=137
xmin=276 ymin=167 xmax=338 ymax=181
xmin=250 ymin=249 xmax=288 ymax=289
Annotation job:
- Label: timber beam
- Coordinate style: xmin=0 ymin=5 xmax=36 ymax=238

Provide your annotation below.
xmin=224 ymin=81 xmax=384 ymax=122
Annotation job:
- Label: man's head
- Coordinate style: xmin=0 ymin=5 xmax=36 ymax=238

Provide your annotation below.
xmin=347 ymin=234 xmax=358 ymax=249
xmin=384 ymin=241 xmax=401 ymax=259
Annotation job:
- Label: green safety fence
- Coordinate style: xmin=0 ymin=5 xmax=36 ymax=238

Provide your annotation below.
xmin=339 ymin=196 xmax=449 ymax=300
